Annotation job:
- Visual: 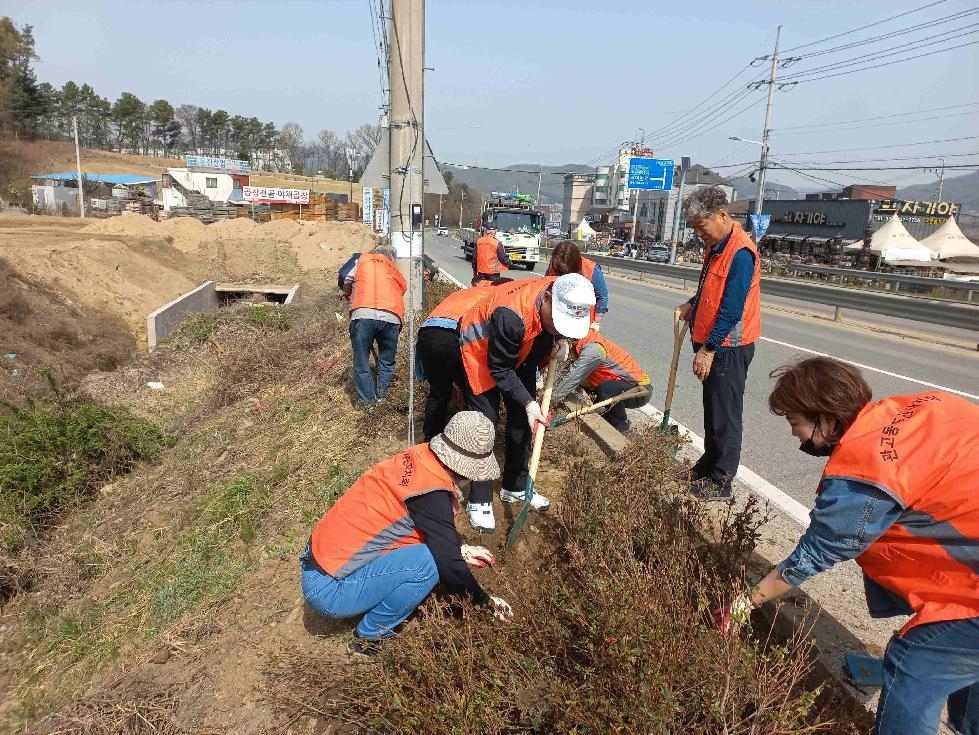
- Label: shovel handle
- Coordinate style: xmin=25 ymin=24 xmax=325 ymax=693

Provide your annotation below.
xmin=663 ymin=308 xmax=689 ymax=416
xmin=551 ymin=385 xmax=648 ymax=427
xmin=526 ymin=357 xmax=558 ymax=487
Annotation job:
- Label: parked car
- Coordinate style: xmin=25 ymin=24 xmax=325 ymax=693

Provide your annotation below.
xmin=646 ymin=245 xmax=670 ymax=263
xmin=436 ymin=227 xmax=448 ymax=236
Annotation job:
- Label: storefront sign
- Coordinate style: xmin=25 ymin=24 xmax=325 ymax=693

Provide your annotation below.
xmin=242 ymin=186 xmax=310 ymax=204
xmin=778 ymin=211 xmax=845 ymax=227
xmin=362 ymin=186 xmax=374 ymax=226
xmin=186 ymin=156 xmax=251 ymax=172
xmin=876 ymin=199 xmax=959 ymax=217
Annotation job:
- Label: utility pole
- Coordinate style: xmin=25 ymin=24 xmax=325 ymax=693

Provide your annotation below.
xmin=754 ymin=25 xmax=781 ymax=218
xmin=935 ymin=158 xmax=946 ymax=201
xmin=669 ymin=159 xmax=690 ymax=264
xmin=630 ymin=190 xmax=639 ymax=245
xmin=72 ymin=115 xmax=85 ymax=218
xmin=387 ymin=0 xmax=425 ymax=442
xmin=459 ymin=187 xmax=466 ymax=229
xmin=535 ymin=167 xmax=542 ymax=205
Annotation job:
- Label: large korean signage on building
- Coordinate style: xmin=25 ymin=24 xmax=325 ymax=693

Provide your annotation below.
xmin=185 ymin=156 xmax=251 ymax=173
xmin=873 ymin=199 xmax=960 ymax=227
xmin=242 ymin=186 xmax=310 ymax=204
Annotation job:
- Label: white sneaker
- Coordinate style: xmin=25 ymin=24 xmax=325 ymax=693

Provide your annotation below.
xmin=499 ymin=488 xmax=550 ymax=510
xmin=466 ymin=502 xmax=496 ymax=533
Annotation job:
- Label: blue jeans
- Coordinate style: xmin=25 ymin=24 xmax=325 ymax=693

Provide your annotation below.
xmin=876 ymin=616 xmax=979 ymax=734
xmin=349 ymin=318 xmax=401 ymax=403
xmin=301 ymin=543 xmax=438 ymax=639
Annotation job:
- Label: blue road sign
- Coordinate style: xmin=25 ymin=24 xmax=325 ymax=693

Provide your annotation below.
xmin=749 ymin=214 xmax=772 ymax=240
xmin=627 ymin=158 xmax=675 ymax=190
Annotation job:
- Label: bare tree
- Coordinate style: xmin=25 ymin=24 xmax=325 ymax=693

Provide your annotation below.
xmin=316 ymin=129 xmax=346 ymax=178
xmin=175 ymin=104 xmax=199 ymax=153
xmin=277 ymin=122 xmax=305 ymax=174
xmin=345 ymin=123 xmax=383 ymax=175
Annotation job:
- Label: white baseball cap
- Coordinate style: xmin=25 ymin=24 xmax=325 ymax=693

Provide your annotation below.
xmin=551 ymin=273 xmax=596 ymax=339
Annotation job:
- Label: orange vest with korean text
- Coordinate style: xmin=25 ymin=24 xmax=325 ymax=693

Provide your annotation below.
xmin=458 ymin=277 xmax=556 ymax=395
xmin=821 ymin=392 xmax=979 ymax=636
xmin=476 ymin=234 xmax=509 ymax=275
xmin=574 ymin=330 xmax=649 ymax=389
xmin=691 ymin=222 xmax=761 ymax=347
xmin=310 ymin=444 xmax=456 ymax=579
xmin=428 ymin=287 xmax=493 ymax=322
xmin=350 ymin=253 xmax=408 ymax=320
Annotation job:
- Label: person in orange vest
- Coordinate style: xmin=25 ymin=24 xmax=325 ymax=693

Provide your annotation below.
xmin=675 ymin=186 xmax=761 ymax=501
xmin=714 ymin=357 xmax=979 ymax=735
xmin=546 ymin=241 xmax=610 ymax=327
xmin=471 ymin=224 xmax=513 ymax=286
xmin=301 ymin=411 xmax=513 ymax=656
xmin=415 ymin=280 xmax=513 ymax=441
xmin=457 ymin=273 xmax=596 ymax=533
xmin=551 ymin=330 xmax=651 ymax=434
xmin=342 ymin=244 xmax=407 ymax=405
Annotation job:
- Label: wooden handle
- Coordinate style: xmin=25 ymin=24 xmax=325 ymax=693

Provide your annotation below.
xmin=663 ymin=309 xmax=689 ymax=414
xmin=527 ymin=357 xmax=558 ymax=484
xmin=555 ymin=385 xmax=648 ymax=424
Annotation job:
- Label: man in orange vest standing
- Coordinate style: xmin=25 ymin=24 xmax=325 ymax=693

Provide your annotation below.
xmin=458 ymin=273 xmax=596 ymax=533
xmin=551 ymin=330 xmax=651 ymax=434
xmin=302 ymin=411 xmax=513 ymax=655
xmin=675 ymin=186 xmax=761 ymax=501
xmin=717 ymin=357 xmax=979 ymax=735
xmin=472 ymin=223 xmax=513 ymax=286
xmin=342 ymin=244 xmax=408 ymax=405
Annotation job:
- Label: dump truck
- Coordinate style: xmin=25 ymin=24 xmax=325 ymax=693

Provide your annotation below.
xmin=460 ymin=192 xmax=544 ymax=271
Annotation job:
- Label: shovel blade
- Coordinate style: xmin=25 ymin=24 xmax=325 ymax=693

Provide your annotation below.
xmin=505 ymin=479 xmax=535 ymax=550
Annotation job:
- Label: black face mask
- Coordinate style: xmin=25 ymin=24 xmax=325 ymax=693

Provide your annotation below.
xmin=799 ymin=423 xmax=834 ymax=457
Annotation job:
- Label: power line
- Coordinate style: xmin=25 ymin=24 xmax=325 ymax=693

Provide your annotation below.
xmin=776 ymin=151 xmax=979 ymax=165
xmin=777 ymin=109 xmax=979 ymax=136
xmin=778 ymin=135 xmax=979 ymax=156
xmin=779 ymin=0 xmax=949 ymax=53
xmin=770 ymin=162 xmax=979 ymax=171
xmin=776 ymin=102 xmax=979 ymax=132
xmin=791 ymin=38 xmax=979 ymax=83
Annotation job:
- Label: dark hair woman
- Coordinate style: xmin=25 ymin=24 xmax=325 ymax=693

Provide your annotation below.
xmin=545 ymin=241 xmax=609 ymax=328
xmin=717 ymin=356 xmax=979 ymax=735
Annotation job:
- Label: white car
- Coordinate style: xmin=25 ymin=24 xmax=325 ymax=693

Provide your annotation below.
xmin=436 ymin=227 xmax=448 ymax=236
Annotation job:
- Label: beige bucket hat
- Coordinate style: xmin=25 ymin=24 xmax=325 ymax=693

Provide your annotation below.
xmin=430 ymin=411 xmax=500 ymax=482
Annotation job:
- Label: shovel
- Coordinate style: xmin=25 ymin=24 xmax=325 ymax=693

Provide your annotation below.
xmin=659 ymin=308 xmax=688 ymax=434
xmin=549 ymin=385 xmax=649 ymax=428
xmin=505 ymin=356 xmax=557 ymax=550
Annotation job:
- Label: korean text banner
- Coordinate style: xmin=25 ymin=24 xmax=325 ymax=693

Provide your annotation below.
xmin=242 ymin=186 xmax=310 ymax=204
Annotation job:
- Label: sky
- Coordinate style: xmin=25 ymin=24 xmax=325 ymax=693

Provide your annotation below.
xmin=9 ymin=0 xmax=979 ymax=192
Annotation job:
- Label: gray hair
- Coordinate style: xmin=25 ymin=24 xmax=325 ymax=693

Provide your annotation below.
xmin=682 ymin=186 xmax=729 ymax=221
xmin=373 ymin=244 xmax=398 ymax=260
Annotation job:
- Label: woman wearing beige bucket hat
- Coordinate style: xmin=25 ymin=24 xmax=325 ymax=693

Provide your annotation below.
xmin=301 ymin=411 xmax=513 ymax=656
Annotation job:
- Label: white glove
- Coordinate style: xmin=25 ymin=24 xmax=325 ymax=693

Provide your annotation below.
xmin=551 ymin=339 xmax=570 ymax=363
xmin=525 ymin=400 xmax=548 ymax=432
xmin=713 ymin=591 xmax=754 ymax=637
xmin=590 ymin=322 xmax=601 ymax=332
xmin=460 ymin=545 xmax=496 ymax=568
xmin=489 ymin=595 xmax=513 ymax=621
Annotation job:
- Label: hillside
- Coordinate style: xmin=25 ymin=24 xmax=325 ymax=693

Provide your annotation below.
xmin=0 ymin=138 xmax=363 ymax=203
xmin=441 ymin=162 xmax=594 ymax=204
xmin=898 ymin=170 xmax=979 ymax=214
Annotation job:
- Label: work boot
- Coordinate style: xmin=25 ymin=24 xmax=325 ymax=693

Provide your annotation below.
xmin=466 ymin=502 xmax=496 ymax=533
xmin=690 ymin=478 xmax=734 ymax=502
xmin=499 ymin=488 xmax=551 ymax=510
xmin=347 ymin=634 xmax=384 ymax=659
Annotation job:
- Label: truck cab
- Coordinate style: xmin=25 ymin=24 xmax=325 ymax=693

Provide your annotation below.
xmin=460 ymin=193 xmax=544 ymax=270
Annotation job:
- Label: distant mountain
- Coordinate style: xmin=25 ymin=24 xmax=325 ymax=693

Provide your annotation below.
xmin=440 ymin=162 xmax=594 ymax=205
xmin=897 ymin=171 xmax=979 ymax=214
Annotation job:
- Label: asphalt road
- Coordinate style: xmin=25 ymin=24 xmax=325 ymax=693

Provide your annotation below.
xmin=424 ymin=233 xmax=979 ymax=512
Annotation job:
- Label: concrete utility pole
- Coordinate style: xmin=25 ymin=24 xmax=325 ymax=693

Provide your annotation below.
xmin=459 ymin=187 xmax=466 ymax=229
xmin=388 ymin=0 xmax=425 ymax=301
xmin=72 ymin=115 xmax=85 ymax=218
xmin=935 ymin=158 xmax=946 ymax=201
xmin=669 ymin=159 xmax=690 ymax=264
xmin=754 ymin=25 xmax=781 ymax=217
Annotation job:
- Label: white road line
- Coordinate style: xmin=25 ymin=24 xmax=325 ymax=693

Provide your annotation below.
xmin=638 ymin=404 xmax=812 ymax=528
xmin=761 ymin=336 xmax=979 ymax=401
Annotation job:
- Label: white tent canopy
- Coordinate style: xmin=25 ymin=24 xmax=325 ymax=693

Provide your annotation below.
xmin=575 ymin=218 xmax=596 ymax=241
xmin=870 ymin=214 xmax=932 ymax=263
xmin=919 ymin=216 xmax=979 ymax=261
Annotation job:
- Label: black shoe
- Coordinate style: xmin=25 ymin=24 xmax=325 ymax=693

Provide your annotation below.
xmin=611 ymin=419 xmax=631 ymax=435
xmin=690 ymin=478 xmax=733 ymax=502
xmin=347 ymin=635 xmax=383 ymax=658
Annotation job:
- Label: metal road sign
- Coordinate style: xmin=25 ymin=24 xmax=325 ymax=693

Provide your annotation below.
xmin=749 ymin=214 xmax=772 ymax=240
xmin=627 ymin=158 xmax=675 ymax=190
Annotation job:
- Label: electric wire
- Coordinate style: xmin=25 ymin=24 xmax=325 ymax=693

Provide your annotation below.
xmin=776 ymin=109 xmax=979 ymax=136
xmin=778 ymin=0 xmax=950 ymax=54
xmin=789 ymin=38 xmax=979 ymax=83
xmin=776 ymin=102 xmax=979 ymax=132
xmin=778 ymin=135 xmax=979 ymax=156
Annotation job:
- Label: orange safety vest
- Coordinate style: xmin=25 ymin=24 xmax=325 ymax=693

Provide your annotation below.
xmin=458 ymin=276 xmax=556 ymax=395
xmin=691 ymin=222 xmax=761 ymax=347
xmin=350 ymin=253 xmax=408 ymax=320
xmin=310 ymin=444 xmax=457 ymax=579
xmin=428 ymin=287 xmax=493 ymax=322
xmin=475 ymin=234 xmax=509 ymax=276
xmin=574 ymin=330 xmax=649 ymax=389
xmin=820 ymin=391 xmax=979 ymax=636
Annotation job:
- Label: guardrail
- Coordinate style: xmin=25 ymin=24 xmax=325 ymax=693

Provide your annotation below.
xmin=569 ymin=252 xmax=979 ymax=332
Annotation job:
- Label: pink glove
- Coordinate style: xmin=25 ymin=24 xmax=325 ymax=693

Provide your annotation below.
xmin=712 ymin=592 xmax=754 ymax=637
xmin=460 ymin=545 xmax=496 ymax=568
